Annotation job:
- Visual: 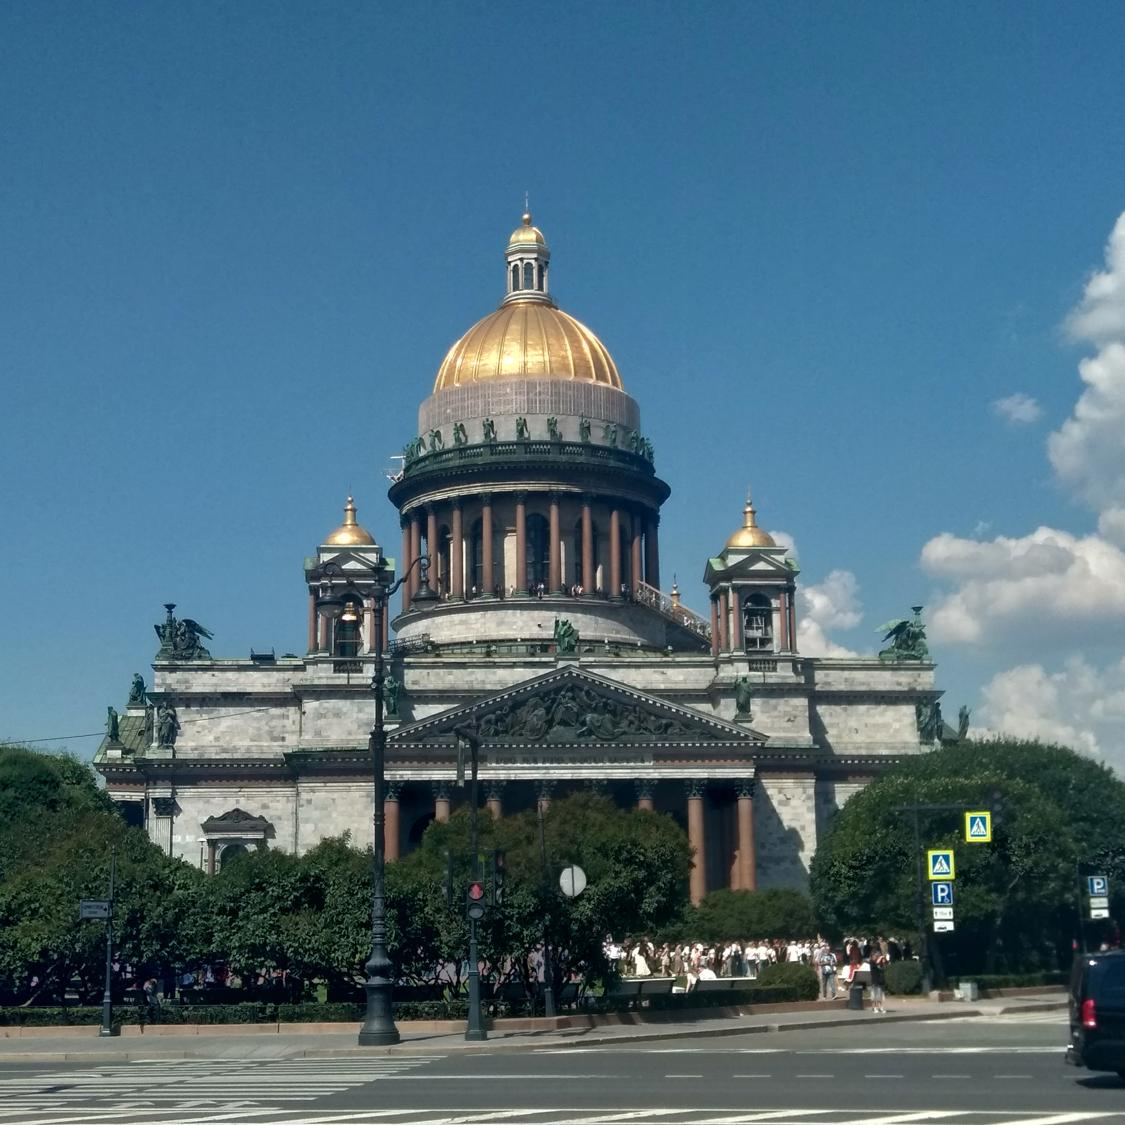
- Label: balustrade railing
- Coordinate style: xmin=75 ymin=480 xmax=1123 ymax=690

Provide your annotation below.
xmin=632 ymin=580 xmax=712 ymax=641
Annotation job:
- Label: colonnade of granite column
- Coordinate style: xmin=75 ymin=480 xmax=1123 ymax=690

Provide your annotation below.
xmin=381 ymin=776 xmax=756 ymax=901
xmin=397 ymin=493 xmax=663 ymax=614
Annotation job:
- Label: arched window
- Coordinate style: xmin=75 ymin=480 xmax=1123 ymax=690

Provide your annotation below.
xmin=511 ymin=263 xmax=520 ymax=291
xmin=537 ymin=263 xmax=546 ymax=291
xmin=220 ymin=842 xmax=249 ymax=870
xmin=526 ymin=514 xmax=549 ymax=591
xmin=523 ymin=261 xmax=534 ymax=289
xmin=744 ymin=593 xmax=773 ymax=651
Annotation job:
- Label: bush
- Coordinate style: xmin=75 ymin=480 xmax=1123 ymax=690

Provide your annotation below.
xmin=961 ymin=971 xmax=1066 ymax=990
xmin=754 ymin=962 xmax=819 ymax=1000
xmin=885 ymin=960 xmax=923 ymax=995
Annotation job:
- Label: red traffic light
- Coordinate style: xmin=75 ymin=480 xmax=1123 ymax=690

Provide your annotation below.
xmin=468 ymin=881 xmax=485 ymax=901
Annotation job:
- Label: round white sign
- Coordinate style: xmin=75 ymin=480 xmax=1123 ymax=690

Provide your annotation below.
xmin=559 ymin=864 xmax=587 ymax=897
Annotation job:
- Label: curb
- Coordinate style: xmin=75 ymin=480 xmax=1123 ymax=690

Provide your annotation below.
xmin=995 ymin=1000 xmax=1068 ymax=1015
xmin=0 ymin=1007 xmax=980 ymax=1064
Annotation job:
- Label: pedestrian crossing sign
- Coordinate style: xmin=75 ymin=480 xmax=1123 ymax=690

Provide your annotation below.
xmin=927 ymin=849 xmax=956 ymax=879
xmin=964 ymin=810 xmax=992 ymax=843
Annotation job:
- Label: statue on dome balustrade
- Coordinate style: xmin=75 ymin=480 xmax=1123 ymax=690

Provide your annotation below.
xmin=452 ymin=421 xmax=467 ymax=446
xmin=547 ymin=416 xmax=560 ymax=441
xmin=482 ymin=418 xmax=497 ymax=443
xmin=579 ymin=417 xmax=591 ymax=442
xmin=515 ymin=416 xmax=530 ymax=441
xmin=603 ymin=422 xmax=618 ymax=446
xmin=428 ymin=428 xmax=444 ymax=453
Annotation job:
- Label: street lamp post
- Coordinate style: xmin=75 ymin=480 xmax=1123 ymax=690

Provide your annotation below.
xmin=314 ymin=550 xmax=433 ymax=1047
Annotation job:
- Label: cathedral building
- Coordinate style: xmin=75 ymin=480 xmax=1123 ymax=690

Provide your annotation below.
xmin=96 ymin=213 xmax=940 ymax=900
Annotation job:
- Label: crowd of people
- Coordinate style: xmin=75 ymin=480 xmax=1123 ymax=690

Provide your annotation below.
xmin=606 ymin=935 xmax=907 ymax=1008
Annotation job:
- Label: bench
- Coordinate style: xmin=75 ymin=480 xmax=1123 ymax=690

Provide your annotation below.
xmin=693 ymin=977 xmax=741 ymax=992
xmin=637 ymin=977 xmax=676 ymax=997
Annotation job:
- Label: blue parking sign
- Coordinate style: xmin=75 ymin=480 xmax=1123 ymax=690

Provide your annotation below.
xmin=1088 ymin=875 xmax=1109 ymax=896
xmin=931 ymin=881 xmax=954 ymax=906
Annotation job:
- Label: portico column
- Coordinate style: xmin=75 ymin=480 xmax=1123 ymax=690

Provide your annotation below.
xmin=686 ymin=780 xmax=707 ymax=905
xmin=433 ymin=782 xmax=451 ymax=824
xmin=410 ymin=513 xmax=422 ymax=598
xmin=581 ymin=497 xmax=594 ymax=593
xmin=630 ymin=512 xmax=643 ymax=593
xmin=307 ymin=591 xmax=318 ymax=653
xmin=777 ymin=591 xmax=789 ymax=653
xmin=401 ymin=520 xmax=413 ymax=613
xmin=635 ymin=779 xmax=655 ymax=812
xmin=481 ymin=494 xmax=494 ymax=597
xmin=537 ymin=779 xmax=555 ymax=813
xmin=718 ymin=590 xmax=729 ymax=651
xmin=206 ymin=840 xmax=217 ymax=875
xmin=363 ymin=598 xmax=375 ymax=653
xmin=384 ymin=782 xmax=402 ymax=862
xmin=426 ymin=507 xmax=439 ymax=595
xmin=609 ymin=508 xmax=622 ymax=598
xmin=645 ymin=514 xmax=660 ymax=589
xmin=710 ymin=597 xmax=720 ymax=657
xmin=788 ymin=586 xmax=798 ymax=653
xmin=317 ymin=611 xmax=329 ymax=654
xmin=731 ymin=589 xmax=744 ymax=651
xmin=515 ymin=492 xmax=528 ymax=596
xmin=736 ymin=780 xmax=756 ymax=891
xmin=451 ymin=500 xmax=464 ymax=600
xmin=486 ymin=781 xmax=504 ymax=819
xmin=548 ymin=492 xmax=562 ymax=593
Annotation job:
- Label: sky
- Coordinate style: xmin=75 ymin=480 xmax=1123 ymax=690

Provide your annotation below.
xmin=2 ymin=2 xmax=1125 ymax=770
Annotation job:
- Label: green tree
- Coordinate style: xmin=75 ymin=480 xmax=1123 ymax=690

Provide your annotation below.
xmin=809 ymin=738 xmax=1125 ymax=975
xmin=0 ymin=744 xmax=201 ymax=1004
xmin=684 ymin=888 xmax=818 ymax=942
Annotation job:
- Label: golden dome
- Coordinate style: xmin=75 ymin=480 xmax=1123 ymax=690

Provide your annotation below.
xmin=725 ymin=494 xmax=777 ymax=550
xmin=434 ymin=301 xmax=623 ymax=390
xmin=509 ymin=211 xmax=545 ymax=246
xmin=324 ymin=496 xmax=376 ymax=546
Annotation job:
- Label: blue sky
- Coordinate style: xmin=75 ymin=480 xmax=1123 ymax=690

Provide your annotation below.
xmin=3 ymin=2 xmax=1125 ymax=766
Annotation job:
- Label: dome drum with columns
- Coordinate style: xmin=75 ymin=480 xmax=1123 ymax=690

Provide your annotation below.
xmin=95 ymin=209 xmax=945 ymax=903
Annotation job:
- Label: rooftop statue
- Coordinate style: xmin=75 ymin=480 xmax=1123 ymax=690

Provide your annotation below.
xmin=383 ymin=673 xmax=401 ymax=719
xmin=579 ymin=417 xmax=591 ymax=442
xmin=452 ymin=421 xmax=467 ymax=446
xmin=916 ymin=698 xmax=942 ymax=745
xmin=877 ymin=606 xmax=929 ymax=663
xmin=958 ymin=704 xmax=971 ymax=741
xmin=428 ymin=428 xmax=444 ymax=453
xmin=482 ymin=418 xmax=497 ymax=443
xmin=515 ymin=416 xmax=530 ymax=441
xmin=734 ymin=676 xmax=753 ymax=719
xmin=554 ymin=617 xmax=579 ymax=656
xmin=603 ymin=422 xmax=618 ymax=446
xmin=127 ymin=673 xmax=147 ymax=707
xmin=106 ymin=706 xmax=120 ymax=742
xmin=155 ymin=604 xmax=213 ymax=661
xmin=547 ymin=416 xmax=560 ymax=441
xmin=157 ymin=702 xmax=181 ymax=747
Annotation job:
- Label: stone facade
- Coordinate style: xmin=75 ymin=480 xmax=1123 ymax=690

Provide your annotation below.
xmin=95 ymin=212 xmax=943 ymax=897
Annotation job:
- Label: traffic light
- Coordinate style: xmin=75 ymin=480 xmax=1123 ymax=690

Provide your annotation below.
xmin=466 ymin=880 xmax=486 ymax=921
xmin=491 ymin=850 xmax=506 ymax=906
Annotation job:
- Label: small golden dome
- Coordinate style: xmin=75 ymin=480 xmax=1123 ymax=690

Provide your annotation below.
xmin=725 ymin=494 xmax=777 ymax=550
xmin=434 ymin=301 xmax=623 ymax=390
xmin=325 ymin=496 xmax=376 ymax=546
xmin=509 ymin=211 xmax=546 ymax=246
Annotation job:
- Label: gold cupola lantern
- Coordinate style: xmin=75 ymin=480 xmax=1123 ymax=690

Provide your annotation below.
xmin=324 ymin=496 xmax=376 ymax=547
xmin=725 ymin=492 xmax=777 ymax=550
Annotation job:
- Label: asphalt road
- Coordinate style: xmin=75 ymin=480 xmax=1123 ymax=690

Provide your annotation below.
xmin=0 ymin=1011 xmax=1111 ymax=1125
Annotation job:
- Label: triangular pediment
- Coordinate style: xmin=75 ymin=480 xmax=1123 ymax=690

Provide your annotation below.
xmin=704 ymin=550 xmax=798 ymax=586
xmin=389 ymin=665 xmax=765 ymax=746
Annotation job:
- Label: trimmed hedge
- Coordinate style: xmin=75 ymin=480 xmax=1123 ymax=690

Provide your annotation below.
xmin=885 ymin=961 xmax=923 ymax=995
xmin=755 ymin=962 xmax=819 ymax=1001
xmin=959 ymin=971 xmax=1067 ymax=990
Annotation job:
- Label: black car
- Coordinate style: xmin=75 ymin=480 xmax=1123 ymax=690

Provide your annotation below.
xmin=1067 ymin=950 xmax=1125 ymax=1077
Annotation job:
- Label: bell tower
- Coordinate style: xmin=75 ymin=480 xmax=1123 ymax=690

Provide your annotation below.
xmin=704 ymin=493 xmax=799 ymax=657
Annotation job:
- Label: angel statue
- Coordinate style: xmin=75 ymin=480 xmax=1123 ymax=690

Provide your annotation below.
xmin=155 ymin=604 xmax=213 ymax=660
xmin=877 ymin=606 xmax=929 ymax=663
xmin=554 ymin=617 xmax=579 ymax=656
xmin=127 ymin=673 xmax=147 ymax=707
xmin=957 ymin=705 xmax=971 ymax=741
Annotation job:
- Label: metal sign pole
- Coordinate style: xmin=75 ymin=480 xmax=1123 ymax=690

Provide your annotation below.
xmin=99 ymin=846 xmax=116 ymax=1038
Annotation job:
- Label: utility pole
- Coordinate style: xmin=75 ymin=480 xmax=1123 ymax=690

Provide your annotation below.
xmin=538 ymin=801 xmax=556 ymax=1018
xmin=100 ymin=846 xmax=116 ymax=1038
xmin=456 ymin=726 xmax=487 ymax=1041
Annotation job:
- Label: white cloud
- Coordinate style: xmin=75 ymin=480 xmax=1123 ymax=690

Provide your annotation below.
xmin=1048 ymin=342 xmax=1125 ymax=513
xmin=921 ymin=525 xmax=1125 ymax=645
xmin=1066 ymin=213 xmax=1125 ymax=347
xmin=993 ymin=393 xmax=1042 ymax=425
xmin=770 ymin=529 xmax=798 ymax=559
xmin=978 ymin=655 xmax=1125 ymax=766
xmin=796 ymin=569 xmax=863 ymax=657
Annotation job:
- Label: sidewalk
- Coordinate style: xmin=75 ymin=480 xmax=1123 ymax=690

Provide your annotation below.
xmin=0 ymin=993 xmax=1066 ymax=1064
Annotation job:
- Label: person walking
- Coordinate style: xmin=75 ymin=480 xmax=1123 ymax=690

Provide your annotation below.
xmin=817 ymin=943 xmax=838 ymax=1000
